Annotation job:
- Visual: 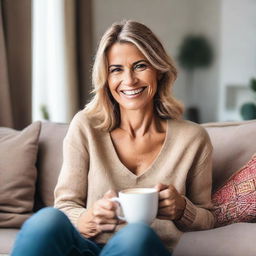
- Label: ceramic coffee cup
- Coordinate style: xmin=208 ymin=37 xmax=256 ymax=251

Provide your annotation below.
xmin=111 ymin=188 xmax=158 ymax=225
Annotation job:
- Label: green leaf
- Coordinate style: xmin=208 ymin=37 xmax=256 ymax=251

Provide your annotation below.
xmin=177 ymin=35 xmax=214 ymax=71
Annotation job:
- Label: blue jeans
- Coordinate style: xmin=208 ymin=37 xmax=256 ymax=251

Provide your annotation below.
xmin=11 ymin=207 xmax=171 ymax=256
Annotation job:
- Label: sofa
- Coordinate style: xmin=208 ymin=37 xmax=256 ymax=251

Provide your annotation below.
xmin=0 ymin=119 xmax=256 ymax=256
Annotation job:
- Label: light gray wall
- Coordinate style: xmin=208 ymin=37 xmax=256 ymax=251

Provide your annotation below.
xmin=188 ymin=0 xmax=221 ymax=123
xmin=219 ymin=0 xmax=256 ymax=121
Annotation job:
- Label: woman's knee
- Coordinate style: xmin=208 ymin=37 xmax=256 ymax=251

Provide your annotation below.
xmin=118 ymin=223 xmax=157 ymax=246
xmin=21 ymin=207 xmax=71 ymax=237
xmin=101 ymin=223 xmax=160 ymax=256
xmin=12 ymin=208 xmax=79 ymax=255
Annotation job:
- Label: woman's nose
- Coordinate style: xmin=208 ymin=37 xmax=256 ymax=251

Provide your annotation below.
xmin=122 ymin=70 xmax=138 ymax=85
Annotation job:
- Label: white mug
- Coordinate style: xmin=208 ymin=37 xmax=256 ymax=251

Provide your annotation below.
xmin=111 ymin=188 xmax=158 ymax=225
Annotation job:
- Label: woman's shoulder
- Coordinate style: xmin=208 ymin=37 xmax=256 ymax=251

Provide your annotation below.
xmin=70 ymin=109 xmax=100 ymax=130
xmin=67 ymin=109 xmax=105 ymax=138
xmin=168 ymin=119 xmax=210 ymax=140
xmin=169 ymin=118 xmax=206 ymax=132
xmin=168 ymin=119 xmax=212 ymax=155
xmin=64 ymin=109 xmax=106 ymax=149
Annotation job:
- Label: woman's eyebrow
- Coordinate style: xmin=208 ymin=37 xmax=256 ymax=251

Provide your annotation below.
xmin=108 ymin=59 xmax=148 ymax=69
xmin=133 ymin=59 xmax=148 ymax=66
xmin=108 ymin=64 xmax=122 ymax=69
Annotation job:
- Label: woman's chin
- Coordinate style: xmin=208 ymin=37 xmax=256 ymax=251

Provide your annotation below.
xmin=119 ymin=102 xmax=153 ymax=112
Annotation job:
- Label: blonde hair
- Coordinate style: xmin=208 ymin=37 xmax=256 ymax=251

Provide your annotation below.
xmin=85 ymin=20 xmax=184 ymax=131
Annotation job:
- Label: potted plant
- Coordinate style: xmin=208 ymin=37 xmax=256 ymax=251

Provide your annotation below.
xmin=240 ymin=78 xmax=256 ymax=120
xmin=177 ymin=35 xmax=214 ymax=122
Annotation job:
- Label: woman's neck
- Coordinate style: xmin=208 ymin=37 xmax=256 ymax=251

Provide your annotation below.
xmin=119 ymin=108 xmax=165 ymax=138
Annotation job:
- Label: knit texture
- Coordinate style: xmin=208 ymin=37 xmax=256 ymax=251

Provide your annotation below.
xmin=54 ymin=109 xmax=215 ymax=251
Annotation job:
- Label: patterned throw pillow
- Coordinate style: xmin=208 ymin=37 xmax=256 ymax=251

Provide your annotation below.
xmin=212 ymin=154 xmax=256 ymax=227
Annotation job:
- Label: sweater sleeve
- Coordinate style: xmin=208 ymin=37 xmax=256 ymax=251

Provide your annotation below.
xmin=175 ymin=129 xmax=215 ymax=231
xmin=54 ymin=114 xmax=89 ymax=227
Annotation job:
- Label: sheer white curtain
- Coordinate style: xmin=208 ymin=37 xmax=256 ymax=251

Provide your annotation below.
xmin=32 ymin=0 xmax=78 ymax=123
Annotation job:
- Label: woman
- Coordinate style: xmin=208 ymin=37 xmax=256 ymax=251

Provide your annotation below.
xmin=12 ymin=20 xmax=214 ymax=256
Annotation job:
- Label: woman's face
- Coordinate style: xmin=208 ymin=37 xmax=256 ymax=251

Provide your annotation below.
xmin=107 ymin=42 xmax=159 ymax=112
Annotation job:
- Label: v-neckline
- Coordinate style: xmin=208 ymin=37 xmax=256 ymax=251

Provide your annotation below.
xmin=106 ymin=119 xmax=171 ymax=179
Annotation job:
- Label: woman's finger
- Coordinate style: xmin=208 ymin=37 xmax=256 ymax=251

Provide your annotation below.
xmin=98 ymin=198 xmax=117 ymax=211
xmin=156 ymin=215 xmax=174 ymax=221
xmin=159 ymin=189 xmax=173 ymax=201
xmin=94 ymin=216 xmax=119 ymax=225
xmin=81 ymin=228 xmax=99 ymax=238
xmin=158 ymin=198 xmax=186 ymax=220
xmin=158 ymin=206 xmax=174 ymax=215
xmin=158 ymin=198 xmax=174 ymax=208
xmin=93 ymin=205 xmax=116 ymax=219
xmin=98 ymin=223 xmax=117 ymax=232
xmin=103 ymin=190 xmax=117 ymax=199
xmin=154 ymin=183 xmax=168 ymax=192
xmin=158 ymin=185 xmax=178 ymax=200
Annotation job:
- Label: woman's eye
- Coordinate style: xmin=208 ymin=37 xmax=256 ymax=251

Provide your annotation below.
xmin=109 ymin=68 xmax=122 ymax=73
xmin=134 ymin=63 xmax=147 ymax=71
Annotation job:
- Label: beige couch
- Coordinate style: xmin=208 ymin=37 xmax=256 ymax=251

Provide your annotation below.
xmin=0 ymin=120 xmax=256 ymax=256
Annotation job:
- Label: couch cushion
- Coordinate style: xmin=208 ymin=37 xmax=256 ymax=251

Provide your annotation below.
xmin=0 ymin=122 xmax=41 ymax=228
xmin=203 ymin=120 xmax=256 ymax=191
xmin=173 ymin=222 xmax=256 ymax=256
xmin=0 ymin=228 xmax=19 ymax=254
xmin=36 ymin=122 xmax=68 ymax=208
xmin=212 ymin=153 xmax=256 ymax=227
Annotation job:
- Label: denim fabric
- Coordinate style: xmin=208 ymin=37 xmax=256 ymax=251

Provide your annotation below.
xmin=11 ymin=207 xmax=171 ymax=256
xmin=100 ymin=222 xmax=171 ymax=256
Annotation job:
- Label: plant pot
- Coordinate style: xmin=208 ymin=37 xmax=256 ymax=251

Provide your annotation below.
xmin=186 ymin=106 xmax=200 ymax=123
xmin=240 ymin=103 xmax=256 ymax=120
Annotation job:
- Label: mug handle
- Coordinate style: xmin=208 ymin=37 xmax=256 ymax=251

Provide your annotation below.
xmin=110 ymin=197 xmax=126 ymax=221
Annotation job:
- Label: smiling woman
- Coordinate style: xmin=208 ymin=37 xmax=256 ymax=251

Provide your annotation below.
xmin=85 ymin=20 xmax=184 ymax=131
xmin=107 ymin=43 xmax=158 ymax=112
xmin=12 ymin=20 xmax=215 ymax=256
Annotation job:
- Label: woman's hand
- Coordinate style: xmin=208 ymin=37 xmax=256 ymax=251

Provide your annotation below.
xmin=77 ymin=190 xmax=120 ymax=238
xmin=155 ymin=183 xmax=186 ymax=221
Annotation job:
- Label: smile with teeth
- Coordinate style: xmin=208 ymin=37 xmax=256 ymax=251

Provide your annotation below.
xmin=121 ymin=87 xmax=146 ymax=96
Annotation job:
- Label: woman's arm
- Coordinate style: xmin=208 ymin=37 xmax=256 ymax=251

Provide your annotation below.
xmin=156 ymin=128 xmax=215 ymax=231
xmin=54 ymin=115 xmax=120 ymax=238
xmin=175 ymin=149 xmax=215 ymax=231
xmin=54 ymin=136 xmax=89 ymax=226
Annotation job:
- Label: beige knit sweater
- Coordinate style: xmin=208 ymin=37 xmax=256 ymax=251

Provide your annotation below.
xmin=54 ymin=109 xmax=215 ymax=251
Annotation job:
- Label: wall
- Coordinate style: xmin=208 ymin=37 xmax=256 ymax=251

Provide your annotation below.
xmin=188 ymin=0 xmax=221 ymax=123
xmin=219 ymin=0 xmax=256 ymax=121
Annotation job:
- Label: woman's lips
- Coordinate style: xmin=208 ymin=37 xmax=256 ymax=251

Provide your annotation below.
xmin=121 ymin=87 xmax=146 ymax=97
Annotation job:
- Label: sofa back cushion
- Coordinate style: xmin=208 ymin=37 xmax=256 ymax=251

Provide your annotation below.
xmin=0 ymin=122 xmax=41 ymax=227
xmin=203 ymin=120 xmax=256 ymax=191
xmin=35 ymin=122 xmax=68 ymax=208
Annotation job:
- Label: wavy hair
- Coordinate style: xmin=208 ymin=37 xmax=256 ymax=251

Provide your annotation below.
xmin=85 ymin=20 xmax=184 ymax=131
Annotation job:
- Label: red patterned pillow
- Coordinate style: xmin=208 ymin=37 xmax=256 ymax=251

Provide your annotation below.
xmin=212 ymin=154 xmax=256 ymax=227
